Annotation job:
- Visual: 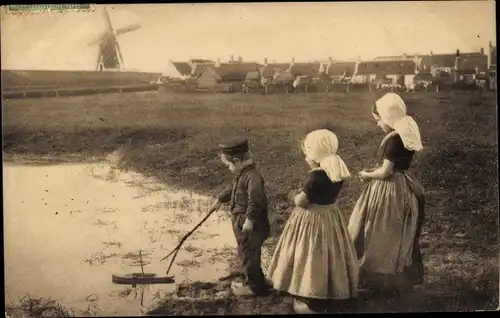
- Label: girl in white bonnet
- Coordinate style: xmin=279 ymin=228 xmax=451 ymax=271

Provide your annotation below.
xmin=266 ymin=129 xmax=359 ymax=314
xmin=348 ymin=92 xmax=426 ymax=295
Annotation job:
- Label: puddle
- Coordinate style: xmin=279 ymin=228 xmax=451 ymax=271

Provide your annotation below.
xmin=3 ymin=161 xmax=239 ymax=316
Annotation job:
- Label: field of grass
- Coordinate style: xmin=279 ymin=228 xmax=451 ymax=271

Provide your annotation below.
xmin=2 ymin=70 xmax=161 ymax=90
xmin=3 ymin=90 xmax=498 ymax=314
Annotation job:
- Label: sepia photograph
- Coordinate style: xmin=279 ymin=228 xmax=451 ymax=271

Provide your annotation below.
xmin=2 ymin=1 xmax=498 ymax=316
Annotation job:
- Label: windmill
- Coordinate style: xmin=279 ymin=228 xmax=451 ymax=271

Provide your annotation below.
xmin=88 ymin=6 xmax=141 ymax=71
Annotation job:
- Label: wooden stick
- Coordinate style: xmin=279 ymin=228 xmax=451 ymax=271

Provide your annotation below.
xmin=161 ymin=208 xmax=220 ymax=274
xmin=165 ymin=246 xmax=181 ymax=276
xmin=139 ymin=250 xmax=145 ymax=276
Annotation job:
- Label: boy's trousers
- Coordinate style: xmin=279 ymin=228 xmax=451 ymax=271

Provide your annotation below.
xmin=231 ymin=213 xmax=270 ymax=294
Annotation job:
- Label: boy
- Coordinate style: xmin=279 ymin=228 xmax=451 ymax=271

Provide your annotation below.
xmin=208 ymin=136 xmax=271 ymax=296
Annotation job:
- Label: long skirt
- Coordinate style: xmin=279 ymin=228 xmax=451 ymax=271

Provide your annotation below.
xmin=347 ymin=172 xmax=425 ymax=291
xmin=266 ymin=203 xmax=359 ymax=300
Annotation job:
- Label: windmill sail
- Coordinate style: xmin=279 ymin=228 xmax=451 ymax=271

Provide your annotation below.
xmin=93 ymin=6 xmax=141 ymax=71
xmin=103 ymin=6 xmax=114 ymax=33
xmin=116 ymin=24 xmax=141 ymax=36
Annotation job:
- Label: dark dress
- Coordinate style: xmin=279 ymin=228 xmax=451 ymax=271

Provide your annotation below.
xmin=266 ymin=168 xmax=359 ymax=300
xmin=348 ymin=133 xmax=426 ymax=291
xmin=379 ymin=134 xmax=414 ymax=171
xmin=301 ymin=169 xmax=343 ymax=205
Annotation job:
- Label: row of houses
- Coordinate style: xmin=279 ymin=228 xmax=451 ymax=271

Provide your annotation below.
xmin=165 ymin=42 xmax=497 ymax=90
xmin=168 ymin=57 xmax=357 ymax=86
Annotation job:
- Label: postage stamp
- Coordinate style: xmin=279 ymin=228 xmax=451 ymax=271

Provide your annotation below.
xmin=4 ymin=4 xmax=95 ymax=14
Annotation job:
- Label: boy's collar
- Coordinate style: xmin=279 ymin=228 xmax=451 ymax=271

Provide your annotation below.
xmin=234 ymin=159 xmax=254 ymax=176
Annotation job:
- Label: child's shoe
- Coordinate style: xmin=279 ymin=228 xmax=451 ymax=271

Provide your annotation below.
xmin=231 ymin=281 xmax=272 ymax=297
xmin=293 ymin=299 xmax=318 ymax=314
xmin=231 ymin=281 xmax=256 ymax=297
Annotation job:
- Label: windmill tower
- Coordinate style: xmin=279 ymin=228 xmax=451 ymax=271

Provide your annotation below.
xmin=88 ymin=6 xmax=141 ymax=71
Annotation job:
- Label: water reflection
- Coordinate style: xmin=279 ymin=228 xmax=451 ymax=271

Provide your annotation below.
xmin=4 ymin=162 xmax=237 ymax=316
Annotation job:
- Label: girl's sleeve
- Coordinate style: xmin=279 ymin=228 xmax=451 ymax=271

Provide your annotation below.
xmin=383 ymin=136 xmax=403 ymax=163
xmin=299 ymin=172 xmax=317 ymax=198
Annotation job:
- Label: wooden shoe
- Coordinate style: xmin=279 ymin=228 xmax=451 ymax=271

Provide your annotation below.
xmin=293 ymin=299 xmax=317 ymax=314
xmin=231 ymin=281 xmax=256 ymax=297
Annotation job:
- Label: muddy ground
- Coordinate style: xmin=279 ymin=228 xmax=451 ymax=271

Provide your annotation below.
xmin=3 ymin=90 xmax=498 ymax=315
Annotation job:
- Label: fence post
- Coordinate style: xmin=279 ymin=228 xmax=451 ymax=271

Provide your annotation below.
xmin=305 ymin=85 xmax=308 ymax=95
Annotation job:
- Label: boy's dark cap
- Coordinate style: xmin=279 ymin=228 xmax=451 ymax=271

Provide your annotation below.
xmin=219 ymin=136 xmax=249 ymax=156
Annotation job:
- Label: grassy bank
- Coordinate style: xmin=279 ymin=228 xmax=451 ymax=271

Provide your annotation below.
xmin=3 ymin=90 xmax=498 ymax=313
xmin=6 ymin=295 xmax=75 ymax=318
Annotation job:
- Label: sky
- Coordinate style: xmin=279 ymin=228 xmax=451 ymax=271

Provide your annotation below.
xmin=1 ymin=1 xmax=496 ymax=73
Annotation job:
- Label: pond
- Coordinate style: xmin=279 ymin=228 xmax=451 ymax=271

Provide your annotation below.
xmin=4 ymin=161 xmax=241 ymax=316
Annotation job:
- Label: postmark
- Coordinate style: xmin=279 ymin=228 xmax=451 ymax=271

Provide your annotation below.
xmin=4 ymin=4 xmax=95 ymax=14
